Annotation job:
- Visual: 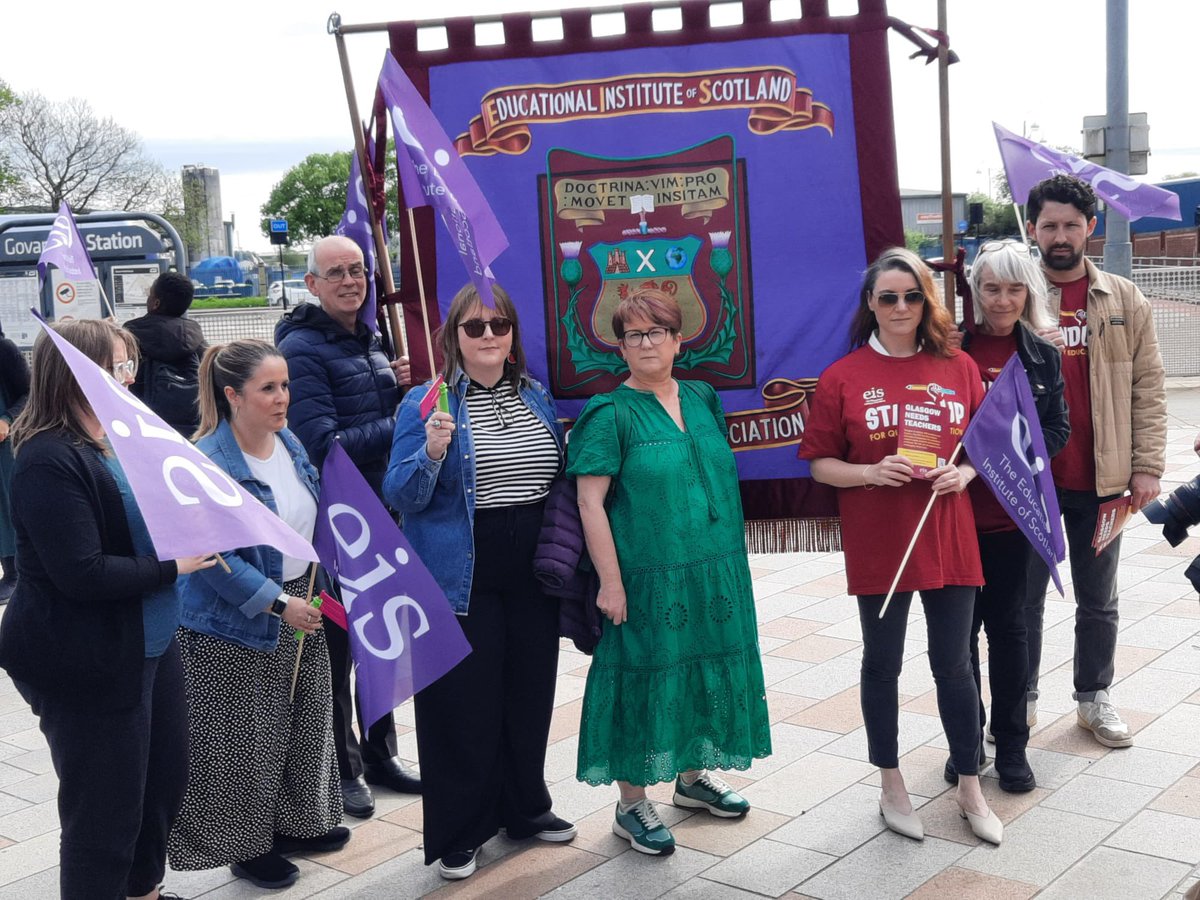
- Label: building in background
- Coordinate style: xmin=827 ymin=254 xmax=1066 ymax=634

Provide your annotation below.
xmin=181 ymin=165 xmax=228 ymax=262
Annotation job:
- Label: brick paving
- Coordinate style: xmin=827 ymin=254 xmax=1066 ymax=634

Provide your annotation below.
xmin=1 ymin=383 xmax=1199 ymax=898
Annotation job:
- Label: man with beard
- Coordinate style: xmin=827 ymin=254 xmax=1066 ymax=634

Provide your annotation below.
xmin=276 ymin=235 xmax=420 ymax=816
xmin=1024 ymin=174 xmax=1166 ymax=749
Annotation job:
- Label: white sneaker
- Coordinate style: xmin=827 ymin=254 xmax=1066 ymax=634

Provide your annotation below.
xmin=1076 ymin=690 xmax=1132 ymax=748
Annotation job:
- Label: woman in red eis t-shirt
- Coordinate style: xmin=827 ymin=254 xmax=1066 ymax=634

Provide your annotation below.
xmin=800 ymin=248 xmax=1001 ymax=846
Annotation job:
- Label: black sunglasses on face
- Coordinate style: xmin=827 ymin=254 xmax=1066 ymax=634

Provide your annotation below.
xmin=875 ymin=290 xmax=926 ymax=307
xmin=458 ymin=317 xmax=513 ymax=338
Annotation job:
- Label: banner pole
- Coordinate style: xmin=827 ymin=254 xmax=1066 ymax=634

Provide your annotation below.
xmin=405 ymin=209 xmax=437 ymax=374
xmin=878 ymin=442 xmax=964 ymax=619
xmin=289 ymin=561 xmax=321 ymax=703
xmin=331 ymin=16 xmax=407 ymax=359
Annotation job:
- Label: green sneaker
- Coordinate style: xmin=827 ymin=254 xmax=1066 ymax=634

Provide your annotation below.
xmin=612 ymin=799 xmax=675 ymax=855
xmin=672 ymin=772 xmax=750 ymax=818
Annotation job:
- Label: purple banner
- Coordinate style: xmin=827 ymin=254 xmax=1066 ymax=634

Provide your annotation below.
xmin=336 ymin=141 xmax=381 ymax=332
xmin=962 ymin=355 xmax=1066 ymax=593
xmin=377 ymin=50 xmax=509 ymax=306
xmin=994 ymin=122 xmax=1182 ymax=222
xmin=313 ymin=442 xmax=471 ymax=727
xmin=34 ymin=315 xmax=317 ymax=562
xmin=36 ymin=201 xmax=98 ymax=283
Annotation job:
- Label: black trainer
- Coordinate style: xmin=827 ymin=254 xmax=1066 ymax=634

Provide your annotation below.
xmin=995 ymin=748 xmax=1037 ymax=793
xmin=943 ymin=739 xmax=989 ymax=784
xmin=230 ymin=851 xmax=299 ymax=889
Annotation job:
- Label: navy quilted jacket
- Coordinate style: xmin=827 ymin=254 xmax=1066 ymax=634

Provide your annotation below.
xmin=275 ymin=303 xmax=400 ymax=494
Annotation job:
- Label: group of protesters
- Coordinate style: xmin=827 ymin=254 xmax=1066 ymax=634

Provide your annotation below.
xmin=0 ymin=171 xmax=1168 ymax=895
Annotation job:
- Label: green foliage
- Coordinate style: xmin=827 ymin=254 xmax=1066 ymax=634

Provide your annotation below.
xmin=904 ymin=228 xmax=933 ymax=253
xmin=0 ymin=80 xmax=15 ymax=201
xmin=260 ymin=146 xmax=399 ymax=244
xmin=966 ymin=192 xmax=1018 ymax=237
xmin=192 ymin=296 xmax=269 ymax=310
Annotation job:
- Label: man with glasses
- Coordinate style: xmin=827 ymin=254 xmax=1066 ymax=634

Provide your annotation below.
xmin=1024 ymin=174 xmax=1166 ymax=749
xmin=276 ymin=235 xmax=420 ymax=816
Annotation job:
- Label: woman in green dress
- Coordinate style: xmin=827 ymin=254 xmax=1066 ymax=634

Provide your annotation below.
xmin=569 ymin=287 xmax=771 ymax=855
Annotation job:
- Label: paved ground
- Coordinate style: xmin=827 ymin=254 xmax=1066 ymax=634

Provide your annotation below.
xmin=2 ymin=384 xmax=1199 ymax=899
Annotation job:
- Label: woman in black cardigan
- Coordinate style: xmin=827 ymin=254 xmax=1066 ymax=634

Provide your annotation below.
xmin=0 ymin=319 xmax=214 ymax=900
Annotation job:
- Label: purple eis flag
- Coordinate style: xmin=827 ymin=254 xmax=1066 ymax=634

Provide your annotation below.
xmin=994 ymin=122 xmax=1181 ymax=222
xmin=335 ymin=144 xmax=380 ymax=332
xmin=33 ymin=315 xmax=317 ymax=562
xmin=962 ymin=355 xmax=1066 ymax=593
xmin=313 ymin=442 xmax=471 ymax=727
xmin=376 ymin=50 xmax=508 ymax=306
xmin=36 ymin=201 xmax=98 ymax=283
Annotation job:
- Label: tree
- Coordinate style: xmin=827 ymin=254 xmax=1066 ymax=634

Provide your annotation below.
xmin=967 ymin=192 xmax=1018 ymax=237
xmin=0 ymin=91 xmax=172 ymax=212
xmin=0 ymin=81 xmax=16 ymax=201
xmin=260 ymin=147 xmax=399 ymax=244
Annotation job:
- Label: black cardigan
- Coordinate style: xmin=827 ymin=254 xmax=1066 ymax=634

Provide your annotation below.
xmin=0 ymin=431 xmax=177 ymax=709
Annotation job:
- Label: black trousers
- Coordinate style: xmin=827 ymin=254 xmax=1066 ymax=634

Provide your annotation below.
xmin=972 ymin=531 xmax=1032 ymax=752
xmin=327 ymin=620 xmax=398 ymax=778
xmin=16 ymin=639 xmax=189 ymax=899
xmin=858 ymin=586 xmax=981 ymax=774
xmin=414 ymin=502 xmax=561 ymax=865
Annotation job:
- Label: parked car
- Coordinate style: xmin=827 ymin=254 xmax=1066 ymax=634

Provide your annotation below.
xmin=268 ymin=279 xmax=314 ymax=306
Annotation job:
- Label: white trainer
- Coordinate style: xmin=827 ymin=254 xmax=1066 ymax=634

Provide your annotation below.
xmin=1076 ymin=690 xmax=1132 ymax=748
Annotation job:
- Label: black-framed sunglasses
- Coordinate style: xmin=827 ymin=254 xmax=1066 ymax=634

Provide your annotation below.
xmin=458 ymin=317 xmax=513 ymax=338
xmin=875 ymin=290 xmax=926 ymax=307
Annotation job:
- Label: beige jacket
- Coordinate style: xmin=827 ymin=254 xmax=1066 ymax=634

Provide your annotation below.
xmin=1045 ymin=258 xmax=1167 ymax=497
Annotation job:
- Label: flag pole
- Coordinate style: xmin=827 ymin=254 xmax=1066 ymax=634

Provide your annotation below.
xmin=878 ymin=442 xmax=964 ymax=619
xmin=405 ymin=209 xmax=437 ymax=373
xmin=331 ymin=17 xmax=407 ymax=360
xmin=289 ymin=561 xmax=321 ymax=703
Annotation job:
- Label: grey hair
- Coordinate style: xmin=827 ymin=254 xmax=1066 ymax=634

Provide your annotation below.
xmin=969 ymin=241 xmax=1054 ymax=331
xmin=306 ymin=235 xmax=361 ymax=276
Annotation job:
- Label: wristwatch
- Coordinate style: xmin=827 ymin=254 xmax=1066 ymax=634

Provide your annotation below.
xmin=268 ymin=594 xmax=288 ymax=617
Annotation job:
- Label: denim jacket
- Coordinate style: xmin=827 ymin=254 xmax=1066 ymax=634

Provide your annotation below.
xmin=383 ymin=370 xmax=563 ymax=614
xmin=179 ymin=420 xmax=320 ymax=651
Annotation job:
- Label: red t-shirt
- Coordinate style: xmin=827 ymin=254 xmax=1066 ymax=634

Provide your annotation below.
xmin=799 ymin=345 xmax=985 ymax=595
xmin=964 ymin=332 xmax=1019 ymax=533
xmin=1050 ymin=276 xmax=1095 ymax=491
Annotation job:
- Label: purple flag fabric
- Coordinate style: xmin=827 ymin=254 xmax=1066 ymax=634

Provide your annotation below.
xmin=962 ymin=355 xmax=1066 ymax=594
xmin=377 ymin=50 xmax=508 ymax=306
xmin=336 ymin=142 xmax=381 ymax=332
xmin=36 ymin=201 xmax=98 ymax=283
xmin=313 ymin=442 xmax=471 ymax=727
xmin=994 ymin=122 xmax=1182 ymax=222
xmin=33 ymin=315 xmax=317 ymax=562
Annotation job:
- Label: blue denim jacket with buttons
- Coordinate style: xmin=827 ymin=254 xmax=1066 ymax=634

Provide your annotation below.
xmin=179 ymin=420 xmax=320 ymax=651
xmin=383 ymin=371 xmax=562 ymax=614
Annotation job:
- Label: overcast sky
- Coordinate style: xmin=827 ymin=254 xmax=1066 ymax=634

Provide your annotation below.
xmin=5 ymin=0 xmax=1195 ymax=252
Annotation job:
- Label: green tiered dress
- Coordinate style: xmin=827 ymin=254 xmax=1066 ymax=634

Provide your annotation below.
xmin=568 ymin=381 xmax=771 ymax=787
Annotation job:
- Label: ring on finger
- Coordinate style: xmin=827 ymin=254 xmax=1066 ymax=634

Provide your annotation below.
xmin=432 ymin=419 xmax=442 ymax=429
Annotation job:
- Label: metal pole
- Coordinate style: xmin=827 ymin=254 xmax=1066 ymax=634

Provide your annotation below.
xmin=279 ymin=244 xmax=288 ymax=310
xmin=937 ymin=0 xmax=955 ymax=312
xmin=329 ymin=13 xmax=408 ymax=358
xmin=1103 ymin=0 xmax=1132 ymax=279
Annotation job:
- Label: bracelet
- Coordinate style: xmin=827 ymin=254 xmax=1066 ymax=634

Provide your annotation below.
xmin=862 ymin=464 xmax=875 ymax=491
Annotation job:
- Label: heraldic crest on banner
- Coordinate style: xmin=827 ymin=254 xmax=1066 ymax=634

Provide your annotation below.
xmin=539 ymin=135 xmax=755 ymax=398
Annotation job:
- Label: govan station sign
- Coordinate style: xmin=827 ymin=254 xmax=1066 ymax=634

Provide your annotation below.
xmin=0 ymin=221 xmax=166 ymax=263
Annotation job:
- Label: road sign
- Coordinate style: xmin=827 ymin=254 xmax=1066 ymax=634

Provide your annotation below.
xmin=270 ymin=218 xmax=289 ymax=246
xmin=270 ymin=219 xmax=288 ymax=233
xmin=957 ymin=219 xmax=968 ymax=232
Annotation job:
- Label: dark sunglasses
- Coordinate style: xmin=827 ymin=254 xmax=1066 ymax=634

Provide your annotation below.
xmin=875 ymin=290 xmax=926 ymax=307
xmin=458 ymin=317 xmax=513 ymax=338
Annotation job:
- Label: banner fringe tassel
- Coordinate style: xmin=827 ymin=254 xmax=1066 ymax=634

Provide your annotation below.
xmin=744 ymin=517 xmax=842 ymax=554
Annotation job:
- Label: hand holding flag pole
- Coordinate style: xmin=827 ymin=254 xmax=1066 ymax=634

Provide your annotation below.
xmin=877 ymin=442 xmax=964 ymax=619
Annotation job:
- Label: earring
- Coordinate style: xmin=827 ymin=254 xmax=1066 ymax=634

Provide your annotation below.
xmin=507 ymin=352 xmax=516 ymax=364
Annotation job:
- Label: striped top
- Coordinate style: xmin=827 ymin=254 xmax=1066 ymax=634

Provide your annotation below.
xmin=465 ymin=380 xmax=560 ymax=509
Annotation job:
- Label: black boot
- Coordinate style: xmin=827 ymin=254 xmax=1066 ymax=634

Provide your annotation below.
xmin=943 ymin=738 xmax=989 ymax=784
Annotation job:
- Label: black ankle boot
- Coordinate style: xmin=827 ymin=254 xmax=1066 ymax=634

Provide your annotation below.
xmin=231 ymin=851 xmax=299 ymax=888
xmin=995 ymin=747 xmax=1036 ymax=792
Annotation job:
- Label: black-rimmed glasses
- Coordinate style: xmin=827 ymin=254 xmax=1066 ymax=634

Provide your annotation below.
xmin=620 ymin=327 xmax=671 ymax=348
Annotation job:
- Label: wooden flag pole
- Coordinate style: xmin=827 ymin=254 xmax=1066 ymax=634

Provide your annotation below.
xmin=405 ymin=209 xmax=437 ymax=373
xmin=289 ymin=561 xmax=321 ymax=703
xmin=331 ymin=16 xmax=407 ymax=360
xmin=878 ymin=442 xmax=964 ymax=620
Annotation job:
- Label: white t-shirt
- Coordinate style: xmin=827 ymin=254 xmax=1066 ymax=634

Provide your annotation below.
xmin=243 ymin=434 xmax=317 ymax=582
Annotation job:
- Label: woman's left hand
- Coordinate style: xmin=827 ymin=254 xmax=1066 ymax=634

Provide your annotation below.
xmin=928 ymin=462 xmax=976 ymax=496
xmin=0 ymin=420 xmax=10 ymax=443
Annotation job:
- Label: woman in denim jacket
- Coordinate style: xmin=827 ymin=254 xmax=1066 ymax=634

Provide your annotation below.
xmin=167 ymin=340 xmax=347 ymax=890
xmin=384 ymin=283 xmax=574 ymax=881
